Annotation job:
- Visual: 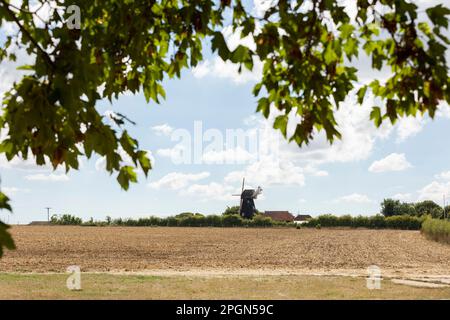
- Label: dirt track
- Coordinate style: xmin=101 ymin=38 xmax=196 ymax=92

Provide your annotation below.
xmin=1 ymin=226 xmax=450 ymax=276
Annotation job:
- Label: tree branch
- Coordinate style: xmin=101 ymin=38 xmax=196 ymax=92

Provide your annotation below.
xmin=0 ymin=0 xmax=55 ymax=69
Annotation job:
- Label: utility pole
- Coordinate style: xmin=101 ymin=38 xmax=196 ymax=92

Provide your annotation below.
xmin=444 ymin=195 xmax=448 ymax=220
xmin=45 ymin=207 xmax=51 ymax=222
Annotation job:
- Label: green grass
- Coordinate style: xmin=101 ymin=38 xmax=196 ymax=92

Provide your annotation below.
xmin=422 ymin=218 xmax=450 ymax=244
xmin=0 ymin=273 xmax=449 ymax=300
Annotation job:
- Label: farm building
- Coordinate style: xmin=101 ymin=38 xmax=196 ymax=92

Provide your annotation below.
xmin=28 ymin=221 xmax=51 ymax=226
xmin=293 ymin=215 xmax=312 ymax=224
xmin=263 ymin=211 xmax=295 ymax=222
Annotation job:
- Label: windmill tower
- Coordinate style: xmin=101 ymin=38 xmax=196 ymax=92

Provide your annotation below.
xmin=232 ymin=178 xmax=262 ymax=219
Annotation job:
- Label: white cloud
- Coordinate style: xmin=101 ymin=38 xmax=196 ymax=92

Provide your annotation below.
xmin=156 ymin=144 xmax=187 ymax=164
xmin=95 ymin=148 xmax=155 ymax=172
xmin=202 ymin=147 xmax=256 ymax=164
xmin=396 ymin=116 xmax=427 ymax=143
xmin=303 ymin=165 xmax=329 ymax=177
xmin=0 ymin=155 xmax=51 ymax=171
xmin=221 ymin=25 xmax=257 ymax=52
xmin=368 ymin=153 xmax=412 ymax=173
xmin=274 ymin=93 xmax=394 ymax=166
xmin=191 ymin=60 xmax=211 ymax=78
xmin=0 ymin=45 xmax=33 ymax=100
xmin=25 ymin=173 xmax=69 ymax=182
xmin=192 ymin=56 xmax=263 ymax=84
xmin=180 ymin=182 xmax=235 ymax=201
xmin=418 ymin=181 xmax=450 ymax=203
xmin=253 ymin=0 xmax=277 ymax=17
xmin=435 ymin=170 xmax=450 ymax=181
xmin=2 ymin=187 xmax=29 ymax=196
xmin=335 ymin=193 xmax=373 ymax=204
xmin=413 ymin=169 xmax=450 ymax=203
xmin=148 ymin=171 xmax=210 ymax=190
xmin=417 ymin=169 xmax=450 ymax=203
xmin=391 ymin=193 xmax=413 ymax=201
xmin=224 ymin=155 xmax=305 ymax=187
xmin=191 ymin=25 xmax=262 ymax=84
xmin=151 ymin=124 xmax=174 ymax=136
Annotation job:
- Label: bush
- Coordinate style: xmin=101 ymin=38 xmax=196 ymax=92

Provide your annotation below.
xmin=165 ymin=216 xmax=178 ymax=227
xmin=204 ymin=215 xmax=222 ymax=227
xmin=222 ymin=206 xmax=240 ymax=216
xmin=304 ymin=214 xmax=422 ymax=230
xmin=222 ymin=214 xmax=244 ymax=227
xmin=249 ymin=215 xmax=273 ymax=227
xmin=352 ymin=215 xmax=369 ymax=228
xmin=368 ymin=215 xmax=386 ymax=229
xmin=50 ymin=214 xmax=82 ymax=225
xmin=385 ymin=215 xmax=424 ymax=230
xmin=421 ymin=218 xmax=450 ymax=244
xmin=415 ymin=201 xmax=442 ymax=217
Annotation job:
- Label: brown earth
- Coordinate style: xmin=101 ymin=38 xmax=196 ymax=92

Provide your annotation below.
xmin=1 ymin=226 xmax=450 ymax=277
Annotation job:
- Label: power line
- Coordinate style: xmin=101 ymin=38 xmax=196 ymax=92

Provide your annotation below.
xmin=45 ymin=207 xmax=52 ymax=222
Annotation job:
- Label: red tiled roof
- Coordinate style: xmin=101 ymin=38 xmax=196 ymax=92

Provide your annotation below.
xmin=264 ymin=211 xmax=294 ymax=222
xmin=294 ymin=215 xmax=312 ymax=221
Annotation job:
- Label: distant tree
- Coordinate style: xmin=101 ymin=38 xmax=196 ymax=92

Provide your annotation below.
xmin=381 ymin=198 xmax=445 ymax=217
xmin=444 ymin=206 xmax=450 ymax=219
xmin=430 ymin=207 xmax=444 ymax=219
xmin=175 ymin=212 xmax=204 ymax=219
xmin=398 ymin=202 xmax=416 ymax=216
xmin=414 ymin=200 xmax=442 ymax=217
xmin=381 ymin=199 xmax=401 ymax=217
xmin=50 ymin=214 xmax=82 ymax=225
xmin=222 ymin=206 xmax=240 ymax=216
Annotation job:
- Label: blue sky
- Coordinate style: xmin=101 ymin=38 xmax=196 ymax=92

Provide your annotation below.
xmin=1 ymin=0 xmax=450 ymax=223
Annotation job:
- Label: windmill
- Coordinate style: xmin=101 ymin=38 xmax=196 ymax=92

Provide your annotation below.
xmin=232 ymin=178 xmax=262 ymax=219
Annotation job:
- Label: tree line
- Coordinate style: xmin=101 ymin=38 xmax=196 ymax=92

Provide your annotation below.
xmin=380 ymin=199 xmax=449 ymax=219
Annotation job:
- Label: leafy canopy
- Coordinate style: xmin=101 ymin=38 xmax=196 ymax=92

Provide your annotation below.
xmin=0 ymin=0 xmax=449 ymax=255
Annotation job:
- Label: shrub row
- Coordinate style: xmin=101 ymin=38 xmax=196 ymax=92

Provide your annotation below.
xmin=303 ymin=214 xmax=425 ymax=230
xmin=112 ymin=214 xmax=292 ymax=228
xmin=50 ymin=214 xmax=82 ymax=225
xmin=421 ymin=218 xmax=450 ymax=244
xmin=51 ymin=213 xmax=428 ymax=230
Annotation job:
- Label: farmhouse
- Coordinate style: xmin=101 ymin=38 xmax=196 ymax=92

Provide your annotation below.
xmin=263 ymin=211 xmax=294 ymax=222
xmin=293 ymin=214 xmax=312 ymax=224
xmin=28 ymin=221 xmax=51 ymax=226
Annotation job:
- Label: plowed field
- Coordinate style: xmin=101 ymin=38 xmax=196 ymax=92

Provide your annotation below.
xmin=1 ymin=226 xmax=449 ymax=277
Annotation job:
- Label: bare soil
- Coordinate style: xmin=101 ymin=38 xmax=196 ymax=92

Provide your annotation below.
xmin=1 ymin=226 xmax=449 ymax=278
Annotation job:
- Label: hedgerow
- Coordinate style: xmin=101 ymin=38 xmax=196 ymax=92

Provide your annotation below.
xmin=421 ymin=218 xmax=450 ymax=244
xmin=303 ymin=214 xmax=424 ymax=230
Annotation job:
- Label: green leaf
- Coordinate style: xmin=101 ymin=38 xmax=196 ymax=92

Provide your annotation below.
xmin=324 ymin=43 xmax=338 ymax=64
xmin=370 ymin=107 xmax=382 ymax=127
xmin=0 ymin=192 xmax=12 ymax=212
xmin=0 ymin=192 xmax=14 ymax=258
xmin=339 ymin=23 xmax=355 ymax=38
xmin=0 ymin=222 xmax=15 ymax=258
xmin=137 ymin=151 xmax=152 ymax=177
xmin=273 ymin=115 xmax=288 ymax=138
xmin=211 ymin=32 xmax=230 ymax=60
xmin=256 ymin=97 xmax=270 ymax=118
xmin=117 ymin=166 xmax=138 ymax=190
xmin=120 ymin=130 xmax=138 ymax=159
xmin=357 ymin=86 xmax=367 ymax=104
xmin=16 ymin=65 xmax=34 ymax=71
xmin=426 ymin=4 xmax=450 ymax=28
